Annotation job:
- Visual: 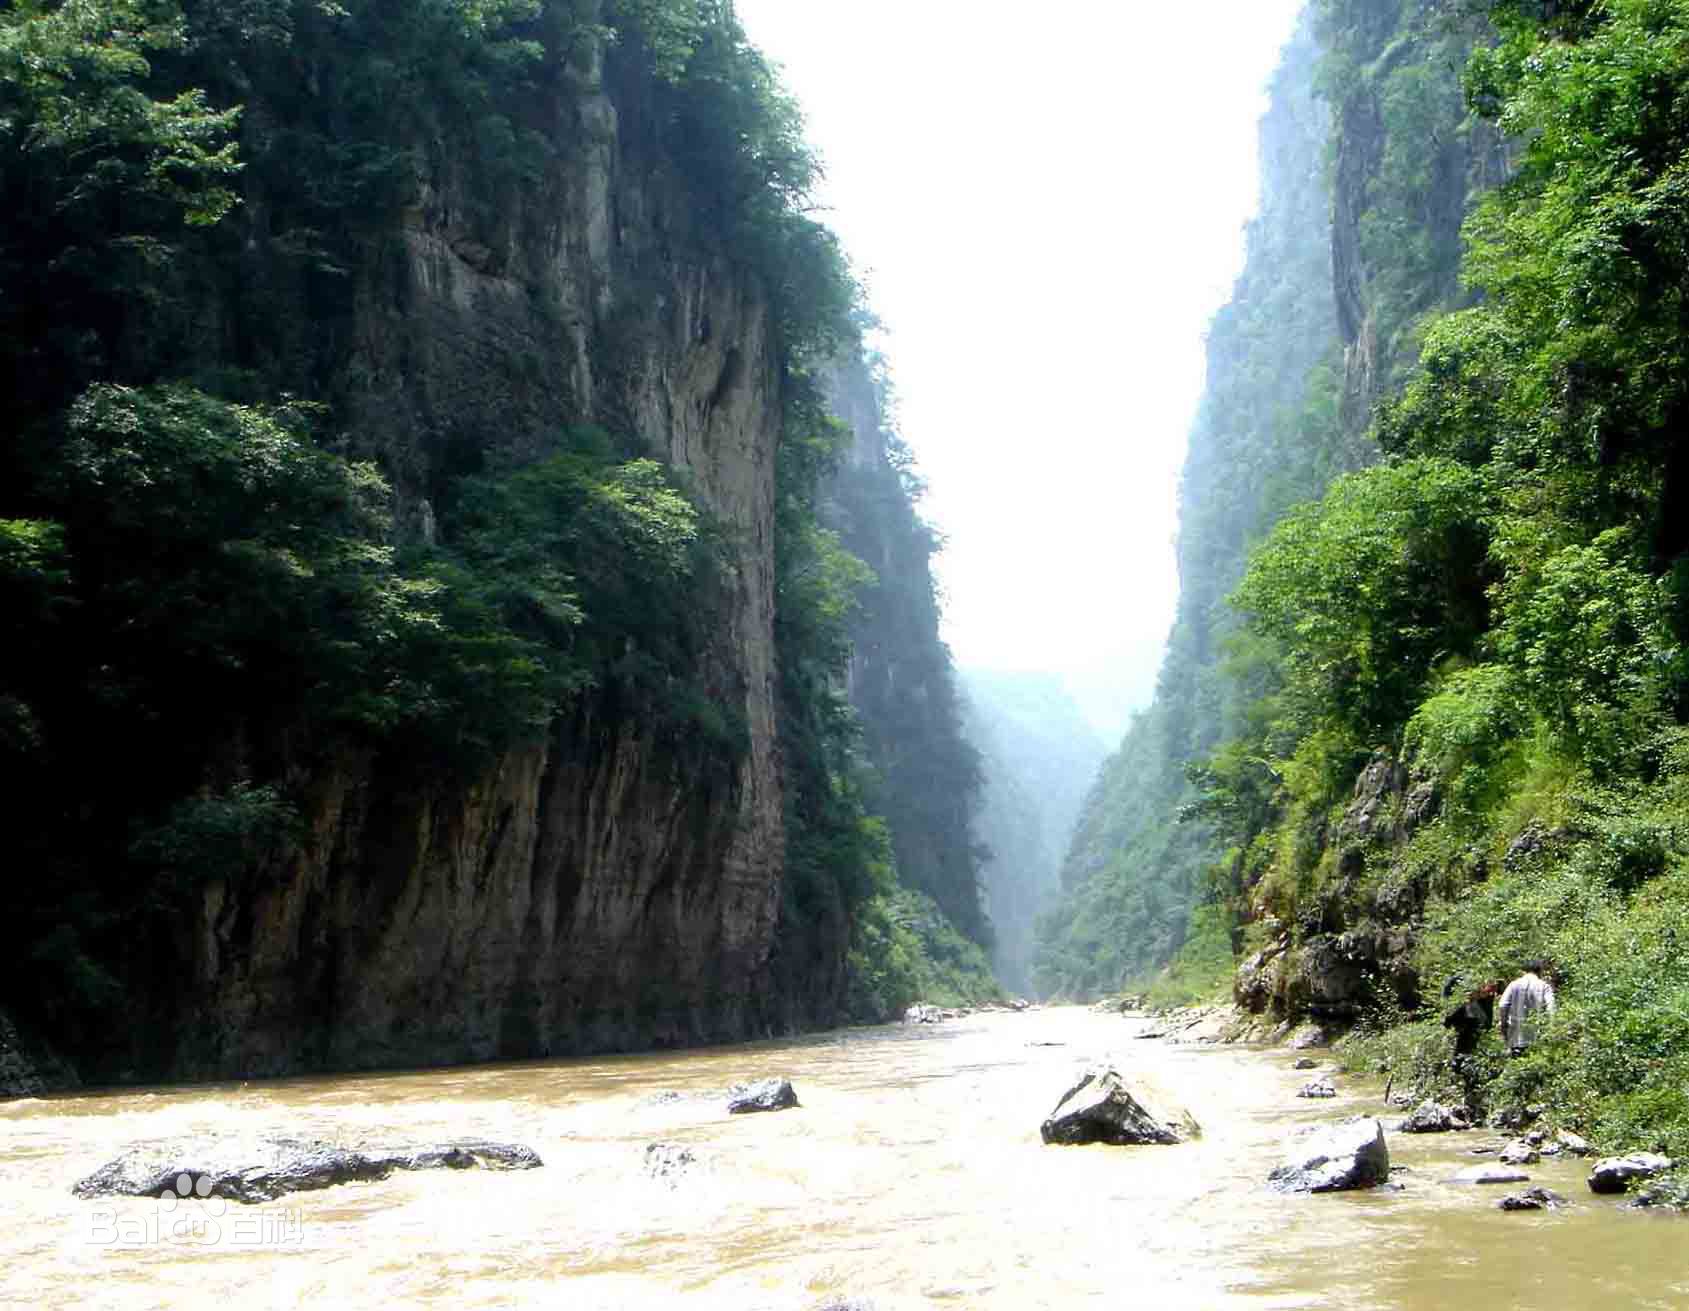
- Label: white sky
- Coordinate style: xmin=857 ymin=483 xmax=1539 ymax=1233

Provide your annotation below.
xmin=735 ymin=1 xmax=1308 ymax=741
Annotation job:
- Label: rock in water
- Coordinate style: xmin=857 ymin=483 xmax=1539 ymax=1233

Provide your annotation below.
xmin=1446 ymin=1165 xmax=1530 ymax=1185
xmin=1556 ymin=1129 xmax=1594 ymax=1157
xmin=726 ymin=1078 xmax=799 ymax=1114
xmin=1588 ymin=1153 xmax=1675 ymax=1195
xmin=1293 ymin=1057 xmax=1318 ymax=1071
xmin=1268 ymin=1118 xmax=1390 ymax=1193
xmin=1297 ymin=1077 xmax=1337 ymax=1099
xmin=1499 ymin=1140 xmax=1541 ymax=1166
xmin=904 ymin=1004 xmax=943 ymax=1025
xmin=1039 ymin=1066 xmax=1198 ymax=1146
xmin=1499 ymin=1187 xmax=1568 ymax=1211
xmin=72 ymin=1137 xmax=541 ymax=1205
xmin=1397 ymin=1101 xmax=1469 ymax=1133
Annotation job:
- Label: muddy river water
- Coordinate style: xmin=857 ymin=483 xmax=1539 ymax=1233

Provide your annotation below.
xmin=3 ymin=1007 xmax=1684 ymax=1308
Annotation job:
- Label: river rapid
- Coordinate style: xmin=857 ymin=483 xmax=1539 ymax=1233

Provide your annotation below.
xmin=3 ymin=1006 xmax=1683 ymax=1309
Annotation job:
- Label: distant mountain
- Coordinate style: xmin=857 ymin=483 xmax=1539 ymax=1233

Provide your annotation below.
xmin=960 ymin=670 xmax=1107 ymax=995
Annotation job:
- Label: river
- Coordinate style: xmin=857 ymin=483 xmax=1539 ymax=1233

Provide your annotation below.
xmin=3 ymin=1007 xmax=1683 ymax=1309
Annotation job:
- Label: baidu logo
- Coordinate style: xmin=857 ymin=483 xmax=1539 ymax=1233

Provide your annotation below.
xmin=88 ymin=1176 xmax=303 ymax=1248
xmin=160 ymin=1173 xmax=219 ymax=1209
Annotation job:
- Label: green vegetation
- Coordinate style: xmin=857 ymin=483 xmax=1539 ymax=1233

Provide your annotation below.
xmin=0 ymin=0 xmax=991 ymax=1053
xmin=1044 ymin=0 xmax=1689 ymax=1184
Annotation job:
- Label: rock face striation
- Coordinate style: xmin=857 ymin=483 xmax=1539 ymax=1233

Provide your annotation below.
xmin=73 ymin=1137 xmax=541 ymax=1205
xmin=1268 ymin=1118 xmax=1390 ymax=1193
xmin=1039 ymin=1066 xmax=1199 ymax=1147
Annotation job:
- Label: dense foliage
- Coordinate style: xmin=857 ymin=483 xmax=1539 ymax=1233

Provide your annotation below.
xmin=0 ymin=0 xmax=990 ymax=1049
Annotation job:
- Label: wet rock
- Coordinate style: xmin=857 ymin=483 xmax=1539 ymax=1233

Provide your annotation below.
xmin=1446 ymin=1165 xmax=1530 ymax=1186
xmin=1556 ymin=1130 xmax=1594 ymax=1157
xmin=0 ymin=1008 xmax=79 ymax=1100
xmin=1397 ymin=1101 xmax=1470 ymax=1133
xmin=1039 ymin=1066 xmax=1198 ymax=1146
xmin=72 ymin=1136 xmax=541 ymax=1205
xmin=643 ymin=1090 xmax=685 ymax=1107
xmin=1499 ymin=1187 xmax=1567 ymax=1212
xmin=1010 ymin=998 xmax=1032 ymax=1012
xmin=1287 ymin=1023 xmax=1329 ymax=1051
xmin=1235 ymin=941 xmax=1288 ymax=1013
xmin=1588 ymin=1153 xmax=1675 ymax=1195
xmin=1297 ymin=1077 xmax=1337 ymax=1100
xmin=643 ymin=1141 xmax=696 ymax=1185
xmin=1293 ymin=1057 xmax=1319 ymax=1071
xmin=726 ymin=1078 xmax=799 ymax=1115
xmin=904 ymin=1004 xmax=944 ymax=1025
xmin=1267 ymin=1117 xmax=1390 ymax=1193
xmin=1499 ymin=1141 xmax=1541 ymax=1166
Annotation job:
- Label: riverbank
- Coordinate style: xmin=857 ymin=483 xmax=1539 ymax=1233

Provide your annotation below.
xmin=4 ymin=1007 xmax=1684 ymax=1309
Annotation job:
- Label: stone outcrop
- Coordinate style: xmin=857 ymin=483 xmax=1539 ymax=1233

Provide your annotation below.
xmin=1397 ymin=1101 xmax=1470 ymax=1133
xmin=1297 ymin=1077 xmax=1337 ymax=1100
xmin=1267 ymin=1117 xmax=1390 ymax=1193
xmin=72 ymin=1137 xmax=541 ymax=1205
xmin=1499 ymin=1187 xmax=1567 ymax=1212
xmin=726 ymin=1078 xmax=799 ymax=1115
xmin=1499 ymin=1141 xmax=1541 ymax=1166
xmin=1039 ymin=1066 xmax=1198 ymax=1147
xmin=1588 ymin=1153 xmax=1675 ymax=1195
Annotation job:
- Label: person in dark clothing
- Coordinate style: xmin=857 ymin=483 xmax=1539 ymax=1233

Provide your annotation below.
xmin=1442 ymin=983 xmax=1496 ymax=1056
xmin=1443 ymin=977 xmax=1500 ymax=1107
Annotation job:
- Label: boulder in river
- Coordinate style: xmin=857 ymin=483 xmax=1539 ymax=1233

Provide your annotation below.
xmin=1267 ymin=1117 xmax=1390 ymax=1193
xmin=1397 ymin=1100 xmax=1470 ymax=1133
xmin=1297 ymin=1076 xmax=1337 ymax=1100
xmin=1039 ymin=1066 xmax=1198 ymax=1146
xmin=1446 ymin=1164 xmax=1530 ymax=1186
xmin=1499 ymin=1187 xmax=1568 ymax=1211
xmin=1293 ymin=1057 xmax=1318 ymax=1071
xmin=1499 ymin=1140 xmax=1541 ymax=1166
xmin=727 ymin=1078 xmax=799 ymax=1115
xmin=1556 ymin=1129 xmax=1594 ymax=1157
xmin=1588 ymin=1152 xmax=1674 ymax=1195
xmin=904 ymin=1004 xmax=944 ymax=1025
xmin=72 ymin=1136 xmax=541 ymax=1205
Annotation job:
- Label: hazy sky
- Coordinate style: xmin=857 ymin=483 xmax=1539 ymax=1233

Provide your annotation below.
xmin=735 ymin=1 xmax=1307 ymax=740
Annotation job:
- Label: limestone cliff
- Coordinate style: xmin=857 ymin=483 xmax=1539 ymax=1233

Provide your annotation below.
xmin=821 ymin=358 xmax=988 ymax=948
xmin=149 ymin=23 xmax=792 ymax=1078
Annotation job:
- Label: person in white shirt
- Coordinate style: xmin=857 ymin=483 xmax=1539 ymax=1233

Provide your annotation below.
xmin=1497 ymin=961 xmax=1556 ymax=1054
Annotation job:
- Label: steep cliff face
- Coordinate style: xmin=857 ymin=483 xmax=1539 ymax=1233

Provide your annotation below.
xmin=1035 ymin=3 xmax=1514 ymax=1001
xmin=821 ymin=359 xmax=989 ymax=947
xmin=1322 ymin=0 xmax=1509 ymax=428
xmin=152 ymin=24 xmax=793 ymax=1077
xmin=1036 ymin=15 xmax=1338 ymax=996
